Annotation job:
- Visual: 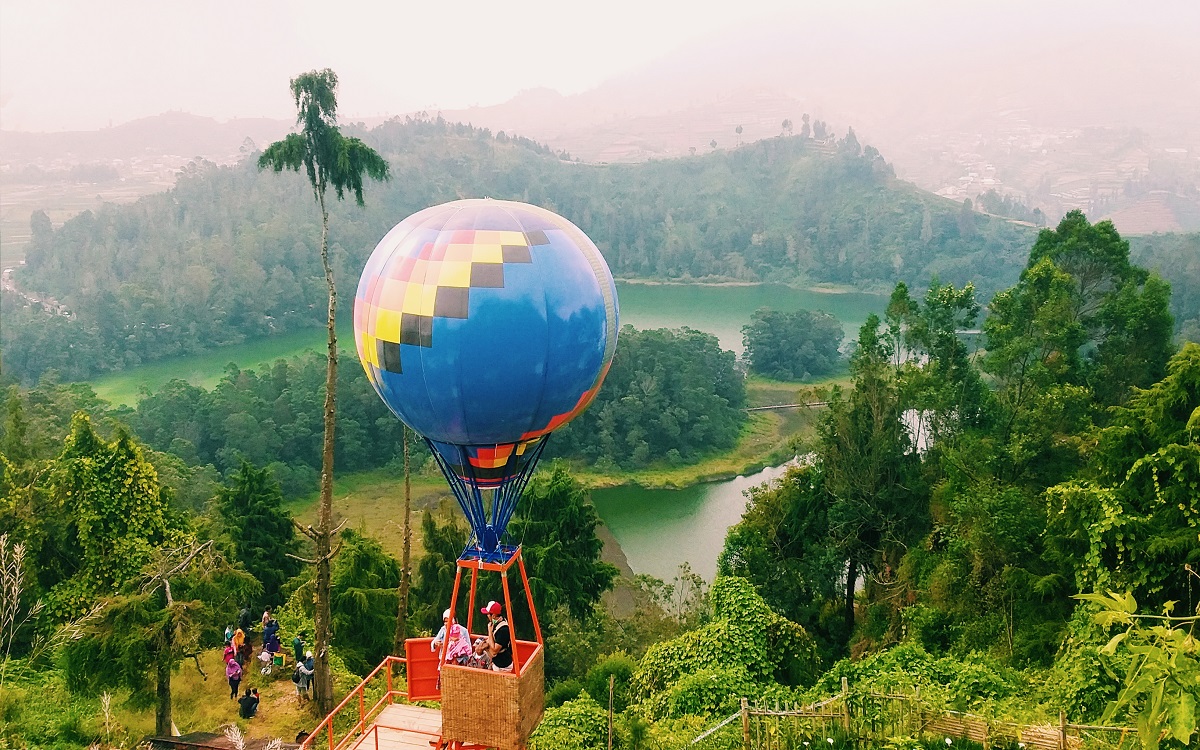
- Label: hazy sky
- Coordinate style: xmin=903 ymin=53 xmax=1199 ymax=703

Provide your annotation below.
xmin=1 ymin=0 xmax=803 ymax=131
xmin=2 ymin=0 xmax=1195 ymax=133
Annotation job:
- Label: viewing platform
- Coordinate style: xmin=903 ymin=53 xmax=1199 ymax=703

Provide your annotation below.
xmin=302 ymin=548 xmax=544 ymax=750
xmin=348 ymin=704 xmax=441 ymax=750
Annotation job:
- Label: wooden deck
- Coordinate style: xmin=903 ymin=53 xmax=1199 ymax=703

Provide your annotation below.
xmin=351 ymin=704 xmax=442 ymax=750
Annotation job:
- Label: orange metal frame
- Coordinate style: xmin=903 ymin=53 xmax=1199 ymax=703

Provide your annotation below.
xmin=299 ymin=546 xmax=545 ymax=750
xmin=298 ymin=654 xmax=410 ymax=750
xmin=437 ymin=545 xmax=543 ymax=672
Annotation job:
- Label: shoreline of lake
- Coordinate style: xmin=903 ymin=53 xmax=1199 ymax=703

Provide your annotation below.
xmin=590 ymin=462 xmax=795 ymax=582
xmin=616 ymin=277 xmax=870 ymax=295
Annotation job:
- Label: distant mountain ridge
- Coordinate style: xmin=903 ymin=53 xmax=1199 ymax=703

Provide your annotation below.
xmin=0 ymin=112 xmax=291 ymax=164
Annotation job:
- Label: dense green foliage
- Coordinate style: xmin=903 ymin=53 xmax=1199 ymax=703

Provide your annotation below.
xmin=215 ymin=462 xmax=301 ymax=606
xmin=509 ymin=464 xmax=619 ymax=621
xmin=1046 ymin=344 xmax=1200 ymax=601
xmin=1129 ymin=232 xmax=1200 ymax=342
xmin=1080 ymin=591 xmax=1199 ymax=750
xmin=720 ymin=213 xmax=1195 ymax=735
xmin=549 ymin=327 xmax=746 ymax=469
xmin=1 ymin=117 xmax=1036 ymax=383
xmin=530 ymin=692 xmax=610 ymax=750
xmin=61 ymin=541 xmax=259 ymax=733
xmin=2 ymin=326 xmax=749 ymax=499
xmin=632 ymin=577 xmax=817 ymax=719
xmin=6 ymin=134 xmax=1200 ymax=746
xmin=741 ymin=307 xmax=844 ymax=380
xmin=120 ymin=354 xmax=412 ymax=497
xmin=328 ymin=530 xmax=401 ymax=675
xmin=40 ymin=415 xmax=183 ymax=620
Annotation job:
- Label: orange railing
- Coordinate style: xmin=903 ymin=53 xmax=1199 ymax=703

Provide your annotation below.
xmin=299 ymin=655 xmax=408 ymax=750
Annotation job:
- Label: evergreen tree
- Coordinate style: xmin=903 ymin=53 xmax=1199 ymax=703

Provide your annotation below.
xmin=216 ymin=461 xmax=301 ymax=606
xmin=819 ymin=315 xmax=925 ymax=646
xmin=509 ymin=463 xmax=618 ymax=622
xmin=330 ymin=529 xmax=400 ymax=675
xmin=63 ymin=540 xmax=259 ymax=735
xmin=409 ymin=510 xmax=466 ymax=634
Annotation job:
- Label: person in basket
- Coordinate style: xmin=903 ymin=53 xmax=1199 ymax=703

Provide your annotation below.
xmin=482 ymin=601 xmax=513 ymax=672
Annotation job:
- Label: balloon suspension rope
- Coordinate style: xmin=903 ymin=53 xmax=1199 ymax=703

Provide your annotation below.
xmin=425 ymin=435 xmax=550 ymax=561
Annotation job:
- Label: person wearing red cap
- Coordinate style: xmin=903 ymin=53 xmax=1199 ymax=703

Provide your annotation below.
xmin=481 ymin=600 xmax=513 ymax=672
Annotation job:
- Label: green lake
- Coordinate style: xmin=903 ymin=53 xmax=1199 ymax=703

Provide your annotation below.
xmin=590 ymin=463 xmax=793 ymax=583
xmin=616 ymin=282 xmax=886 ymax=354
xmin=88 ymin=282 xmax=886 ymax=405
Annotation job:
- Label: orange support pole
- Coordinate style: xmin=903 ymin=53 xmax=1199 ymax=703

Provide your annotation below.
xmin=441 ymin=566 xmax=464 ymax=665
xmin=466 ymin=566 xmax=479 ymax=637
xmin=501 ymin=568 xmax=520 ymax=674
xmin=517 ymin=552 xmax=543 ymax=645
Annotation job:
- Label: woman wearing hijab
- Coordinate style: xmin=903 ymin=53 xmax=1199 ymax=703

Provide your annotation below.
xmin=430 ymin=609 xmax=470 ymax=664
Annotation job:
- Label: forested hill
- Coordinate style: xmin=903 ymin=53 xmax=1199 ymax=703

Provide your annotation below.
xmin=2 ymin=117 xmax=1035 ymax=383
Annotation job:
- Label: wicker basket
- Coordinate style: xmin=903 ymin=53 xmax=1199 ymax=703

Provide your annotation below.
xmin=441 ymin=643 xmax=545 ymax=750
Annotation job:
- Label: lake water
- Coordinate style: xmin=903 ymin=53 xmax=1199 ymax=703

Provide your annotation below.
xmin=589 ymin=463 xmax=793 ymax=583
xmin=89 ymin=282 xmax=886 ymax=404
xmin=616 ymin=282 xmax=885 ymax=355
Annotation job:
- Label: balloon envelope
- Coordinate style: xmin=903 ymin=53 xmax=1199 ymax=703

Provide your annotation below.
xmin=354 ymin=199 xmax=618 ymax=487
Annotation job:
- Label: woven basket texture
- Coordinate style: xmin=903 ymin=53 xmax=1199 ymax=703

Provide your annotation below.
xmin=441 ymin=646 xmax=544 ymax=750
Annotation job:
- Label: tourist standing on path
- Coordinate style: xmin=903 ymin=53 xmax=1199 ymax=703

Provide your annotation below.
xmin=293 ymin=631 xmax=306 ymax=665
xmin=231 ymin=628 xmax=246 ymax=665
xmin=294 ymin=651 xmax=315 ymax=705
xmin=226 ymin=656 xmax=243 ymax=699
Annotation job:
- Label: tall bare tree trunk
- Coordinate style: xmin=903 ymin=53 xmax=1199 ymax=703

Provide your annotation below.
xmin=314 ymin=194 xmax=336 ymax=715
xmin=843 ymin=555 xmax=857 ymax=649
xmin=155 ymin=618 xmax=172 ymax=736
xmin=393 ymin=427 xmax=412 ymax=655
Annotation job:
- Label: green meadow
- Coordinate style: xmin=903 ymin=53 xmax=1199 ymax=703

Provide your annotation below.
xmin=88 ymin=326 xmax=338 ymax=406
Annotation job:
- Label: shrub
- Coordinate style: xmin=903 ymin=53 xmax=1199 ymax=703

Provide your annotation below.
xmin=546 ymin=680 xmax=586 ymax=708
xmin=530 ymin=693 xmax=609 ymax=750
xmin=585 ymin=652 xmax=637 ymax=713
xmin=632 ymin=577 xmax=819 ymax=719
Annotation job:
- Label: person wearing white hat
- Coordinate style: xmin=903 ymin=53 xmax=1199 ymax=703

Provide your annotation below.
xmin=481 ymin=601 xmax=513 ymax=672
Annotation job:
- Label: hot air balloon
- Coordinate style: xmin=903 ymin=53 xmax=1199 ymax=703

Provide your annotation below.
xmin=354 ymin=199 xmax=617 ymax=747
xmin=354 ymin=198 xmax=618 ymax=560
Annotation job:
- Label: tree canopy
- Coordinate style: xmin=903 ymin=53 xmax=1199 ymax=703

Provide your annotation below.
xmin=742 ymin=307 xmax=844 ymax=380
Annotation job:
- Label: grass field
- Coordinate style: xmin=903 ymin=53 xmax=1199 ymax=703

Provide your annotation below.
xmin=283 ymin=470 xmax=454 ymax=563
xmin=112 ymin=645 xmax=321 ymax=744
xmin=0 ymin=175 xmax=176 ymax=269
xmin=88 ymin=327 xmax=338 ymax=406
